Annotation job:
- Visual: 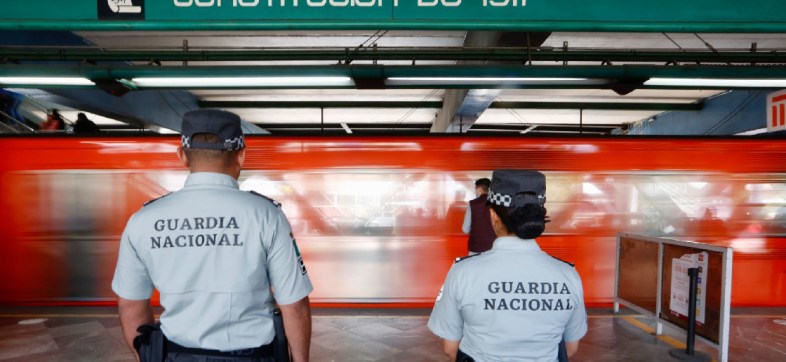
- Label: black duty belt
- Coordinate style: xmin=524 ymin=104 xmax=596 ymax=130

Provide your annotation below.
xmin=456 ymin=349 xmax=475 ymax=362
xmin=167 ymin=340 xmax=274 ymax=358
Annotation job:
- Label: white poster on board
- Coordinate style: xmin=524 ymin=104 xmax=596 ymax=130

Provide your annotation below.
xmin=669 ymin=252 xmax=709 ymax=324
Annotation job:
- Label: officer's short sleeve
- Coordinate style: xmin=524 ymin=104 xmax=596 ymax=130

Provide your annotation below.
xmin=427 ymin=266 xmax=463 ymax=341
xmin=563 ymin=272 xmax=588 ymax=342
xmin=111 ymin=224 xmax=154 ymax=300
xmin=267 ymin=211 xmax=313 ymax=305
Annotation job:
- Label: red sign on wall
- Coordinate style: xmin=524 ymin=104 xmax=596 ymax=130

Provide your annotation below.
xmin=768 ymin=90 xmax=786 ymax=132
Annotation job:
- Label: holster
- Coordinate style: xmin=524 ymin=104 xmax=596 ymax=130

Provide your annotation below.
xmin=272 ymin=308 xmax=291 ymax=362
xmin=133 ymin=323 xmax=167 ymax=362
xmin=456 ymin=349 xmax=475 ymax=362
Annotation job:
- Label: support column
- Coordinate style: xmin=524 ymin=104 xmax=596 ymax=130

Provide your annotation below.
xmin=431 ymin=31 xmax=551 ymax=133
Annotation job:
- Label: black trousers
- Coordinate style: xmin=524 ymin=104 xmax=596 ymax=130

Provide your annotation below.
xmin=456 ymin=349 xmax=475 ymax=362
xmin=165 ymin=353 xmax=275 ymax=362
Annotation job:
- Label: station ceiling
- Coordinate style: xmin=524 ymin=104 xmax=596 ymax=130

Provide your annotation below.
xmin=4 ymin=30 xmax=786 ymax=135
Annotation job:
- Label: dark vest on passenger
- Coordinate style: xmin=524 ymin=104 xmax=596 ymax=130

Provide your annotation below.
xmin=468 ymin=194 xmax=496 ymax=253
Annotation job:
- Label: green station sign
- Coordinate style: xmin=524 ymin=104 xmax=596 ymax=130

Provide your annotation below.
xmin=3 ymin=0 xmax=786 ymax=32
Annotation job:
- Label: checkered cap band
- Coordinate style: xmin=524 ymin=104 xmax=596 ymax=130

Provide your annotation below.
xmin=488 ymin=190 xmax=513 ymax=207
xmin=181 ymin=134 xmax=245 ymax=151
xmin=223 ymin=135 xmax=245 ymax=151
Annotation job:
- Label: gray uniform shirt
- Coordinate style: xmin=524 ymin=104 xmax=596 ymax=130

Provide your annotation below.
xmin=112 ymin=172 xmax=313 ymax=351
xmin=428 ymin=236 xmax=587 ymax=362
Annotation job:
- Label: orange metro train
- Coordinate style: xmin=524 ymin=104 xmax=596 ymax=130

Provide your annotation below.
xmin=0 ymin=135 xmax=784 ymax=308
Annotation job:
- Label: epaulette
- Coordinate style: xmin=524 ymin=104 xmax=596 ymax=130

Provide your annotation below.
xmin=248 ymin=190 xmax=282 ymax=208
xmin=143 ymin=193 xmax=172 ymax=207
xmin=454 ymin=253 xmax=482 ymax=264
xmin=551 ymin=255 xmax=575 ymax=268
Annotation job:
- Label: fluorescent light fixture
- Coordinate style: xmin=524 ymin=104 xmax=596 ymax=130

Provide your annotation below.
xmin=0 ymin=77 xmax=94 ymax=86
xmin=646 ymin=78 xmax=786 ymax=87
xmin=132 ymin=77 xmax=354 ymax=88
xmin=386 ymin=77 xmax=606 ymax=86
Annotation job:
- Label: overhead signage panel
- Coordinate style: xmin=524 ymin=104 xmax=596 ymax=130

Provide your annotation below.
xmin=147 ymin=0 xmax=391 ymax=20
xmin=3 ymin=0 xmax=96 ymax=20
xmin=3 ymin=0 xmax=786 ymax=31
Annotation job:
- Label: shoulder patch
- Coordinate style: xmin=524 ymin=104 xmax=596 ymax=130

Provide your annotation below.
xmin=551 ymin=255 xmax=575 ymax=268
xmin=143 ymin=192 xmax=172 ymax=207
xmin=248 ymin=190 xmax=282 ymax=208
xmin=454 ymin=253 xmax=482 ymax=264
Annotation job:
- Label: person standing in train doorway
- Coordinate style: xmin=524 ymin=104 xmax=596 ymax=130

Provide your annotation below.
xmin=111 ymin=109 xmax=313 ymax=362
xmin=428 ymin=170 xmax=587 ymax=362
xmin=462 ymin=178 xmax=497 ymax=255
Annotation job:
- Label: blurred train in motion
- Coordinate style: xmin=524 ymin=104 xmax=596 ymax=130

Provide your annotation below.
xmin=1 ymin=136 xmax=785 ymax=307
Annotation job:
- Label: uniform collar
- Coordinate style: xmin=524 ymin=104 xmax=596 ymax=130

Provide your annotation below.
xmin=491 ymin=236 xmax=542 ymax=252
xmin=184 ymin=172 xmax=239 ymax=189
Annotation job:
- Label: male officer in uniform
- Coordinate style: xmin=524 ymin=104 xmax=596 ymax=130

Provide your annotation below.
xmin=429 ymin=170 xmax=587 ymax=361
xmin=112 ymin=109 xmax=313 ymax=362
xmin=461 ymin=178 xmax=496 ymax=255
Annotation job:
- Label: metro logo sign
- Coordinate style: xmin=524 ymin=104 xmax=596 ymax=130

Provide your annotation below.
xmin=768 ymin=90 xmax=786 ymax=132
xmin=98 ymin=0 xmax=145 ymax=20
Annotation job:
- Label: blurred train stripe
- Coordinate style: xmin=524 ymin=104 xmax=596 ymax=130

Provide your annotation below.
xmin=0 ymin=313 xmax=781 ymax=319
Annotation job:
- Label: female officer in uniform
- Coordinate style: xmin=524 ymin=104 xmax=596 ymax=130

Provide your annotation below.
xmin=428 ymin=170 xmax=587 ymax=361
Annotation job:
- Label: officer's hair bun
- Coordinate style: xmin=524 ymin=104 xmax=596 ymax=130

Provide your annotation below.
xmin=506 ymin=203 xmax=547 ymax=239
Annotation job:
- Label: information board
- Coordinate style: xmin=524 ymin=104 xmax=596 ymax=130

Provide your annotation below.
xmin=616 ymin=234 xmax=732 ymax=362
xmin=616 ymin=234 xmax=660 ymax=315
xmin=660 ymin=243 xmax=724 ymax=344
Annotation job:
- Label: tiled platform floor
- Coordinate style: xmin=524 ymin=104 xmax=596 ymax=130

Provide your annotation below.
xmin=0 ymin=307 xmax=784 ymax=361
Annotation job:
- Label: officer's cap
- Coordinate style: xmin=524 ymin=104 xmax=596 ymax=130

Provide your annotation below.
xmin=181 ymin=109 xmax=245 ymax=151
xmin=488 ymin=170 xmax=546 ymax=207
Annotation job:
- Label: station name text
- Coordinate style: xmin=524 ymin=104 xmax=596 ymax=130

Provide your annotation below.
xmin=172 ymin=0 xmax=527 ymax=8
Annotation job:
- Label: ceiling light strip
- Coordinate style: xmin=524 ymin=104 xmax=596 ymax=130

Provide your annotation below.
xmin=0 ymin=77 xmax=94 ymax=86
xmin=386 ymin=77 xmax=607 ymax=86
xmin=131 ymin=77 xmax=354 ymax=88
xmin=646 ymin=78 xmax=786 ymax=87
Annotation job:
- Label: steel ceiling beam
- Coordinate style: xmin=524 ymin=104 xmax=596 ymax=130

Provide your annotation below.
xmin=200 ymin=101 xmax=443 ymax=109
xmin=204 ymin=100 xmax=702 ymax=111
xmin=2 ymin=65 xmax=785 ymax=89
xmin=488 ymin=102 xmax=703 ymax=111
xmin=3 ymin=48 xmax=786 ymax=64
xmin=255 ymin=123 xmax=431 ymax=129
xmin=469 ymin=124 xmax=619 ymax=131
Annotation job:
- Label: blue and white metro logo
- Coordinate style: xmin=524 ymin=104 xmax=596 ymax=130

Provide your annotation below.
xmin=108 ymin=0 xmax=142 ymax=13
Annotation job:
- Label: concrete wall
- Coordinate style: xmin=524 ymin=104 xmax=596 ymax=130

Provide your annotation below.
xmin=627 ymin=90 xmax=772 ymax=135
